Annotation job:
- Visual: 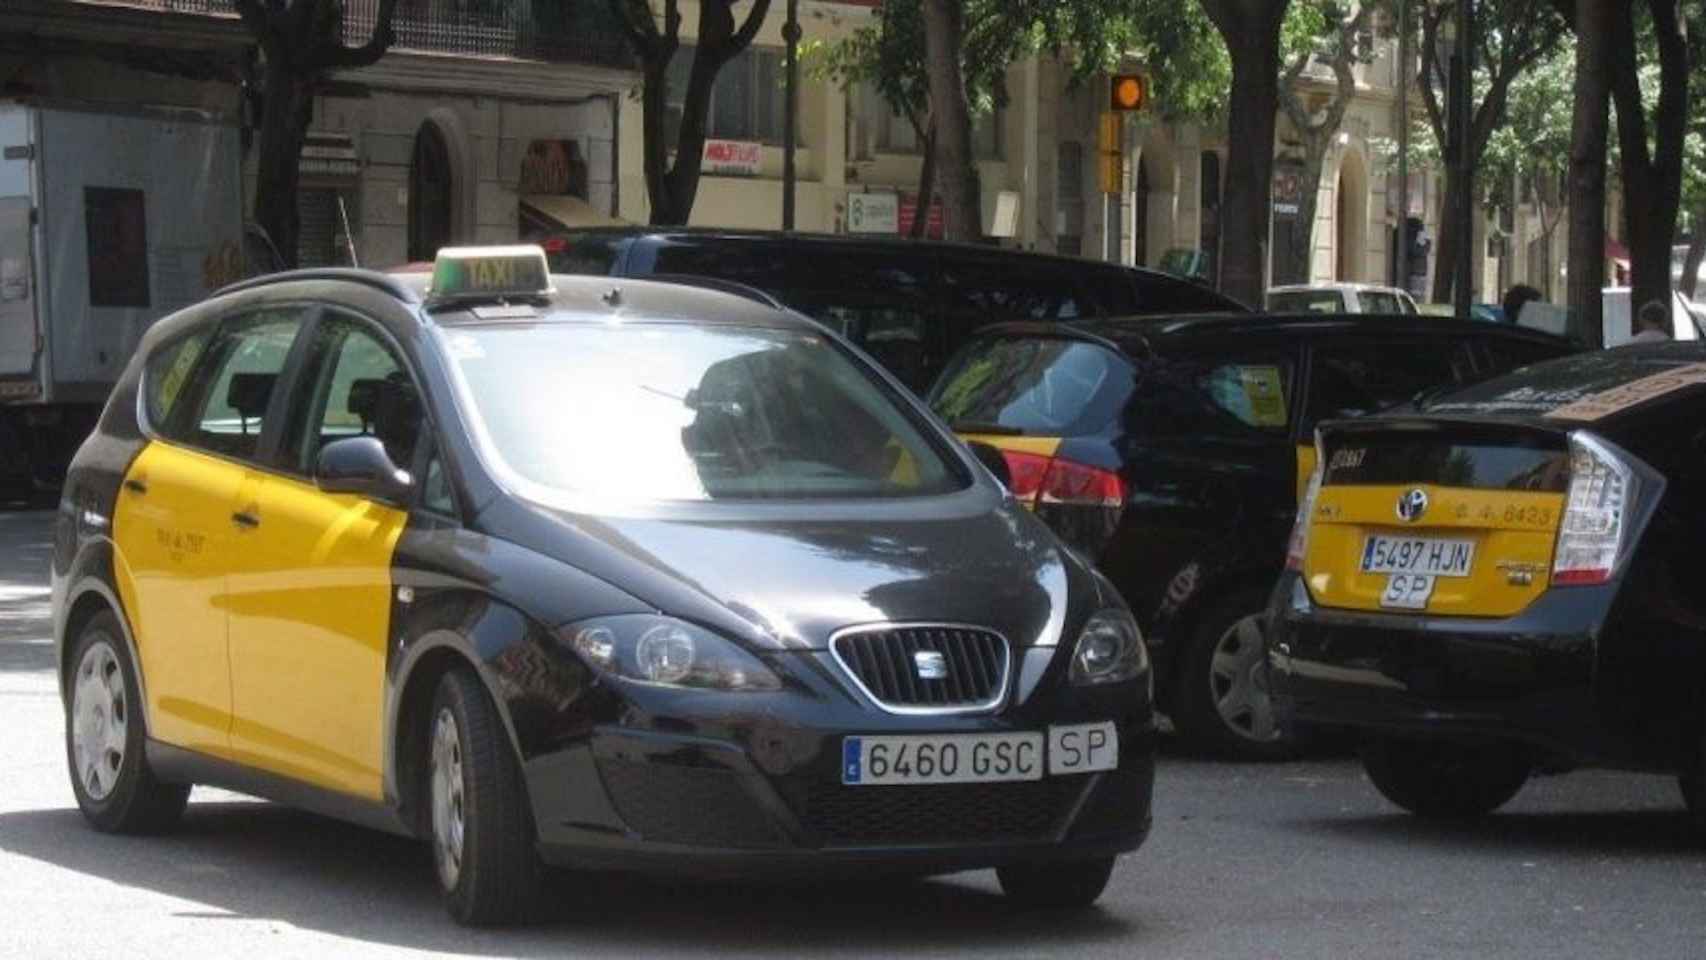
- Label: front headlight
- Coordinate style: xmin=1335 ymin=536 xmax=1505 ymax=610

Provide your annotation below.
xmin=1069 ymin=609 xmax=1148 ymax=686
xmin=560 ymin=615 xmax=782 ymax=692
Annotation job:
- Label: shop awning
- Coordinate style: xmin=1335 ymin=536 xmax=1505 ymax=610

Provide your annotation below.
xmin=520 ymin=194 xmax=628 ymax=232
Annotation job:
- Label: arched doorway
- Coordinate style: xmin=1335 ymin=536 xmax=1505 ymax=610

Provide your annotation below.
xmin=408 ymin=121 xmax=454 ymax=262
xmin=1335 ymin=149 xmax=1368 ymax=281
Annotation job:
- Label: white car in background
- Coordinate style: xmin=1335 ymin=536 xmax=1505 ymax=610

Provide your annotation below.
xmin=1265 ymin=283 xmax=1421 ymax=315
xmin=1513 ymin=287 xmax=1705 ymax=346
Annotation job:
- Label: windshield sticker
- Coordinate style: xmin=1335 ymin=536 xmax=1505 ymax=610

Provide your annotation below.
xmin=1237 ymin=366 xmax=1288 ymax=426
xmin=1544 ymin=361 xmax=1706 ymax=421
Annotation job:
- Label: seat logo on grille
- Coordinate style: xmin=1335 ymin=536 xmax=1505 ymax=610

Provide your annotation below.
xmin=914 ymin=650 xmax=948 ymax=680
xmin=1395 ymin=488 xmax=1429 ymax=523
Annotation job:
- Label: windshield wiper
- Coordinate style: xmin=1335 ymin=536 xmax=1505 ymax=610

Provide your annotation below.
xmin=949 ymin=420 xmax=1026 ymax=436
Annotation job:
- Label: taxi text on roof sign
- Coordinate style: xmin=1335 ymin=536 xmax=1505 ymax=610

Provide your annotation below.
xmin=430 ymin=245 xmax=553 ymax=300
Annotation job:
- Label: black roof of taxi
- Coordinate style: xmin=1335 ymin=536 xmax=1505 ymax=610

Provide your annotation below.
xmin=1413 ymin=340 xmax=1706 ymax=427
xmin=962 ymin=312 xmax=1574 ymax=359
xmin=210 ymin=266 xmax=810 ymax=332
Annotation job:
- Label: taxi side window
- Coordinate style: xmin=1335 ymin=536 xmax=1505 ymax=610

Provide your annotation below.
xmin=285 ymin=314 xmax=422 ymax=475
xmin=143 ymin=329 xmax=212 ymax=435
xmin=1131 ymin=354 xmax=1294 ymax=441
xmin=1303 ymin=340 xmax=1458 ymax=429
xmin=177 ymin=311 xmax=305 ymax=460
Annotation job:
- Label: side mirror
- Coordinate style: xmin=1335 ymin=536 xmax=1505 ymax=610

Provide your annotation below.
xmin=316 ymin=436 xmax=413 ymax=506
xmin=966 ymin=439 xmax=1012 ymax=489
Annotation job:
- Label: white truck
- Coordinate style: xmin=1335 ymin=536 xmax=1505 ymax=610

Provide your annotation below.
xmin=0 ymin=99 xmax=245 ymax=499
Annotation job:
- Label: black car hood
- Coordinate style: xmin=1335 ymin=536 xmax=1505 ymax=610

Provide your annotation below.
xmin=490 ymin=492 xmax=1094 ymax=652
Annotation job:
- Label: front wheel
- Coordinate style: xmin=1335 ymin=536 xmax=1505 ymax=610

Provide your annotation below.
xmin=997 ymin=857 xmax=1116 ymax=909
xmin=426 ymin=667 xmax=543 ymax=925
xmin=1173 ymin=589 xmax=1291 ymax=760
xmin=1360 ymin=737 xmax=1529 ymax=819
xmin=65 ymin=612 xmax=189 ymax=833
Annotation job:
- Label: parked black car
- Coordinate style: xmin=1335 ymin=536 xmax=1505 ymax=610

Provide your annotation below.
xmin=541 ymin=228 xmax=1244 ymax=392
xmin=1271 ymin=344 xmax=1706 ymax=818
xmin=928 ymin=313 xmax=1577 ymax=758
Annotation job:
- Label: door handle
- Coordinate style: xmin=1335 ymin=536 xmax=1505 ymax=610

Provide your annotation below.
xmin=123 ymin=479 xmax=147 ymax=494
xmin=231 ymin=510 xmax=260 ymax=529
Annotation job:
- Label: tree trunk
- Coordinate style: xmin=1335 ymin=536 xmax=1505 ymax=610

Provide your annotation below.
xmin=1683 ymin=219 xmax=1706 ymax=300
xmin=1277 ymin=141 xmax=1328 ymax=285
xmin=911 ymin=123 xmax=938 ymax=240
xmin=251 ymin=58 xmax=314 ymax=269
xmin=1430 ymin=174 xmax=1461 ymax=304
xmin=1203 ymin=1 xmax=1289 ymax=307
xmin=921 ymin=0 xmax=981 ymax=242
xmin=639 ymin=58 xmax=680 ymax=225
xmin=1609 ymin=0 xmax=1689 ymax=322
xmin=1564 ymin=0 xmax=1613 ymax=346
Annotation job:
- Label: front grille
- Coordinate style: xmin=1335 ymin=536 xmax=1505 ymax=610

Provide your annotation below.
xmin=831 ymin=624 xmax=1010 ymax=713
xmin=801 ymin=778 xmax=1084 ymax=846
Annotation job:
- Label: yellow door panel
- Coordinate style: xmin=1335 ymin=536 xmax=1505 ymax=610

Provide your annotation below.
xmin=223 ymin=471 xmax=406 ymax=800
xmin=111 ymin=442 xmax=242 ymax=755
xmin=1304 ymin=483 xmax=1565 ymax=618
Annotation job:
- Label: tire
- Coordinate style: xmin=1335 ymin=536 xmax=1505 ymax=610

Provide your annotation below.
xmin=426 ymin=667 xmax=543 ymax=926
xmin=64 ymin=611 xmax=189 ymax=833
xmin=997 ymin=857 xmax=1116 ymax=909
xmin=1172 ymin=588 xmax=1292 ymax=760
xmin=1360 ymin=737 xmax=1530 ymax=819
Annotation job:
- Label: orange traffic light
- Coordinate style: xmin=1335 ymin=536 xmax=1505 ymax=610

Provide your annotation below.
xmin=1110 ymin=74 xmax=1147 ymax=112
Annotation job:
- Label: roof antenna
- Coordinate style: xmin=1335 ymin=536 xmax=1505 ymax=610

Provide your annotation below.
xmin=603 ymin=287 xmax=622 ymax=307
xmin=338 ymin=195 xmax=360 ymax=269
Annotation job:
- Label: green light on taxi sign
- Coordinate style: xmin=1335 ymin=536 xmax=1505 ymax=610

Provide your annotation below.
xmin=429 ymin=245 xmax=553 ymax=300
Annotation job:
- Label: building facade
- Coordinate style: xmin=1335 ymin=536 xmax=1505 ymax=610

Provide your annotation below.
xmin=1 ymin=0 xmax=636 ymax=271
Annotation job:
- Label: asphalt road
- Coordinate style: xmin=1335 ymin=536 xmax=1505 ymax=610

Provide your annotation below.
xmin=3 ymin=507 xmax=1705 ymax=959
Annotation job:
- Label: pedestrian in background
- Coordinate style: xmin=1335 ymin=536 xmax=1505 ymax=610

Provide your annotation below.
xmin=1501 ymin=284 xmax=1542 ymax=326
xmin=1630 ymin=300 xmax=1672 ymax=343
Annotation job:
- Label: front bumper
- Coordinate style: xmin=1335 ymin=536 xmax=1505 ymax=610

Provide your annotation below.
xmin=522 ymin=650 xmax=1156 ymax=877
xmin=1266 ymin=573 xmax=1632 ymax=768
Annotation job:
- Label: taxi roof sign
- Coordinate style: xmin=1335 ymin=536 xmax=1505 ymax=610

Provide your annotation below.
xmin=429 ymin=245 xmax=553 ymax=301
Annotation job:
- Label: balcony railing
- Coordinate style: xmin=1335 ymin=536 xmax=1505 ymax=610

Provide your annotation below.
xmin=73 ymin=0 xmax=632 ymax=69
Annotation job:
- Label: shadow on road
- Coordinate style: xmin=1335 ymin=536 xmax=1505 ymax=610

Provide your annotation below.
xmin=0 ymin=802 xmax=1139 ymax=955
xmin=1296 ymin=807 xmax=1704 ymax=858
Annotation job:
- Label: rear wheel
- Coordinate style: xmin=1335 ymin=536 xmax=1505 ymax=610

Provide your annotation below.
xmin=996 ymin=857 xmax=1116 ymax=909
xmin=1174 ymin=589 xmax=1291 ymax=760
xmin=1360 ymin=737 xmax=1529 ymax=819
xmin=426 ymin=667 xmax=543 ymax=926
xmin=65 ymin=612 xmax=189 ymax=833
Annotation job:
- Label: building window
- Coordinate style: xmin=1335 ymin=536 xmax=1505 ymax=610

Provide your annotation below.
xmin=860 ymin=86 xmax=1001 ymax=161
xmin=666 ymin=46 xmax=785 ymax=146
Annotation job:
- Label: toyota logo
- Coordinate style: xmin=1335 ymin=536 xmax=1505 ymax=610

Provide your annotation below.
xmin=1395 ymin=488 xmax=1429 ymax=523
xmin=914 ymin=650 xmax=948 ymax=681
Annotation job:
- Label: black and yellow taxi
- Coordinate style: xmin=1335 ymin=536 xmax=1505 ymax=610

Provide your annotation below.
xmin=51 ymin=246 xmax=1155 ymax=924
xmin=927 ymin=314 xmax=1573 ymax=759
xmin=1270 ymin=344 xmax=1706 ymax=818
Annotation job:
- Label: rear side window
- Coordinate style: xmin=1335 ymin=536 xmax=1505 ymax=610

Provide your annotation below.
xmin=542 ymin=234 xmax=626 ymax=275
xmin=1305 ymin=339 xmax=1468 ymax=427
xmin=143 ymin=330 xmax=212 ymax=433
xmin=930 ymin=337 xmax=1134 ymax=437
xmin=940 ymin=259 xmax=1085 ymax=323
xmin=1131 ymin=353 xmax=1295 ymax=440
xmin=167 ymin=310 xmax=307 ymax=461
xmin=1358 ymin=292 xmax=1404 ymax=315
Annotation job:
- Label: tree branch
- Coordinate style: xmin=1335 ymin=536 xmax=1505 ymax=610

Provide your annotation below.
xmin=315 ymin=0 xmax=401 ymax=70
xmin=230 ymin=0 xmax=280 ymax=60
xmin=1418 ymin=1 xmax=1447 ymax=145
xmin=730 ymin=0 xmax=774 ymax=53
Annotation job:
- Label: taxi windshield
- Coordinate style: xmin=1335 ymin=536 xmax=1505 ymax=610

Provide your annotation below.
xmin=441 ymin=321 xmax=967 ymax=502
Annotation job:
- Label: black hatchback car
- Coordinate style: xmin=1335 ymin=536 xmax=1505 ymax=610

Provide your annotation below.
xmin=1271 ymin=344 xmax=1706 ymax=818
xmin=541 ymin=227 xmax=1244 ymax=392
xmin=928 ymin=314 xmax=1575 ymax=758
xmin=52 ymin=246 xmax=1154 ymax=925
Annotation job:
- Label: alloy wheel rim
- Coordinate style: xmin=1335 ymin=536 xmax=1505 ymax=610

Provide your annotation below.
xmin=71 ymin=640 xmax=128 ymax=802
xmin=429 ymin=708 xmax=466 ymax=890
xmin=1208 ymin=614 xmax=1280 ymax=744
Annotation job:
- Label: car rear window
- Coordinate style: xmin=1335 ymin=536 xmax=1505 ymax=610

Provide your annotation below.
xmin=1268 ymin=291 xmax=1344 ymax=313
xmin=541 ymin=234 xmax=626 ymax=275
xmin=930 ymin=336 xmax=1134 ymax=437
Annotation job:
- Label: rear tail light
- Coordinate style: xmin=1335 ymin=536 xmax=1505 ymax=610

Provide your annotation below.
xmin=1551 ymin=432 xmax=1637 ymax=586
xmin=998 ymin=450 xmax=1125 ymax=509
xmin=1286 ymin=434 xmax=1325 ymax=572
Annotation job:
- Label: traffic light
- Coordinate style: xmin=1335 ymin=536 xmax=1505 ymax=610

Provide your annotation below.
xmin=1109 ymin=74 xmax=1147 ymax=113
xmin=1098 ymin=112 xmax=1122 ymax=194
